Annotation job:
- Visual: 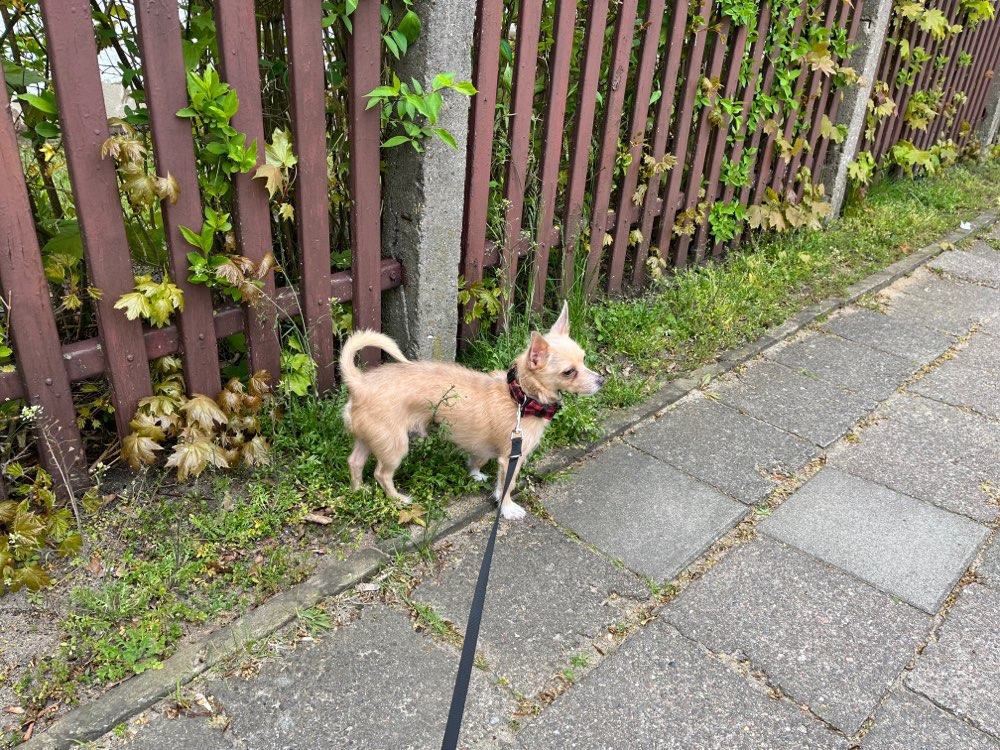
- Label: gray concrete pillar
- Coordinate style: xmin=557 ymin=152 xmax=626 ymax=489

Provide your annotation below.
xmin=823 ymin=0 xmax=895 ymax=218
xmin=974 ymin=62 xmax=1000 ymax=155
xmin=381 ymin=0 xmax=475 ymax=361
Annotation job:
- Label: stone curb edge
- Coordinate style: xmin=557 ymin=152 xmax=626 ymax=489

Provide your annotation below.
xmin=22 ymin=209 xmax=998 ymax=750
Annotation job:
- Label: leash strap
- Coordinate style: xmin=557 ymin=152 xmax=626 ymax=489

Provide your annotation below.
xmin=440 ymin=433 xmax=523 ymax=750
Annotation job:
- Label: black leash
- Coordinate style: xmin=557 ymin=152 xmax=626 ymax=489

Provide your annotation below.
xmin=440 ymin=418 xmax=524 ymax=750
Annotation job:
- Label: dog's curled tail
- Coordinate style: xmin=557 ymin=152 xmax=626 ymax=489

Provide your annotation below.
xmin=339 ymin=330 xmax=409 ymax=391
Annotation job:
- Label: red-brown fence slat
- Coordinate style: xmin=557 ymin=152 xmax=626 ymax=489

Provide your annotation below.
xmin=632 ymin=0 xmax=690 ymax=287
xmin=583 ymin=0 xmax=640 ymax=295
xmin=606 ymin=0 xmax=666 ymax=294
xmin=41 ymin=0 xmax=152 ymax=439
xmin=459 ymin=0 xmax=503 ymax=345
xmin=711 ymin=5 xmax=771 ymax=257
xmin=560 ymin=0 xmax=611 ymax=295
xmin=498 ymin=0 xmax=544 ymax=327
xmin=215 ymin=0 xmax=283 ymax=379
xmin=692 ymin=22 xmax=750 ymax=256
xmin=530 ymin=0 xmax=578 ymax=311
xmin=135 ymin=0 xmax=222 ymax=399
xmin=654 ymin=0 xmax=715 ymax=269
xmin=286 ymin=0 xmax=335 ymax=391
xmin=965 ymin=23 xmax=1000 ymax=140
xmin=346 ymin=0 xmax=383 ymax=365
xmin=675 ymin=18 xmax=734 ymax=266
xmin=0 ymin=100 xmax=86 ymax=483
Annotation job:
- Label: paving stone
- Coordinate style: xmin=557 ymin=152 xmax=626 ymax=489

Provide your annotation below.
xmin=818 ymin=308 xmax=955 ymax=363
xmin=540 ymin=442 xmax=746 ymax=582
xmin=954 ymin=331 xmax=1000 ymax=374
xmin=907 ymin=584 xmax=1000 ymax=738
xmin=978 ymin=537 xmax=1000 ymax=590
xmin=861 ymin=688 xmax=1000 ymax=750
xmin=765 ymin=330 xmax=916 ymax=400
xmin=104 ymin=712 xmax=239 ymax=750
xmin=513 ymin=619 xmax=847 ymax=750
xmin=886 ymin=274 xmax=1000 ymax=334
xmin=412 ymin=519 xmax=647 ymax=696
xmin=664 ymin=537 xmax=932 ymax=734
xmin=131 ymin=606 xmax=515 ymax=750
xmin=828 ymin=393 xmax=1000 ymax=523
xmin=964 ymin=239 xmax=999 ymax=258
xmin=624 ymin=396 xmax=818 ymax=504
xmin=909 ymin=358 xmax=1000 ymax=421
xmin=929 ymin=249 xmax=1000 ymax=288
xmin=762 ymin=468 xmax=987 ymax=613
xmin=709 ymin=360 xmax=877 ymax=447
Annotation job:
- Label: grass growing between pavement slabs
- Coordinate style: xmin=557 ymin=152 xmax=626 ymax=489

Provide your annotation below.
xmin=461 ymin=158 xmax=1000 ymax=450
xmin=4 ymin=157 xmax=1000 ymax=746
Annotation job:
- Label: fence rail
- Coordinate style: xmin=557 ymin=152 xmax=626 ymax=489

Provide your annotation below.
xmin=0 ymin=0 xmax=394 ymax=496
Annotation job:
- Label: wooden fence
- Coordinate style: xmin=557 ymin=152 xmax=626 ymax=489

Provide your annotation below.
xmin=860 ymin=0 xmax=1000 ymax=165
xmin=458 ymin=0 xmax=1000 ymax=340
xmin=0 ymin=0 xmax=396 ymax=494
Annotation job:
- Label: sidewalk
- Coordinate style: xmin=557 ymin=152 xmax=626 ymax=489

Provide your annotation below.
xmin=37 ymin=230 xmax=1000 ymax=749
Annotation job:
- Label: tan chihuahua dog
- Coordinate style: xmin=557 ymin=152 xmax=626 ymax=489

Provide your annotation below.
xmin=339 ymin=302 xmax=604 ymax=520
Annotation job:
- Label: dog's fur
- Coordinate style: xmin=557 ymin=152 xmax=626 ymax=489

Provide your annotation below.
xmin=339 ymin=303 xmax=603 ymax=520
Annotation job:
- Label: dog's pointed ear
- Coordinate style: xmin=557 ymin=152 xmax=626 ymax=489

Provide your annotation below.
xmin=527 ymin=331 xmax=550 ymax=370
xmin=549 ymin=301 xmax=570 ymax=337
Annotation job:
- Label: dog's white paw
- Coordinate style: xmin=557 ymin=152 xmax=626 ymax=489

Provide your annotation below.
xmin=500 ymin=502 xmax=527 ymax=521
xmin=397 ymin=495 xmax=413 ymax=505
xmin=469 ymin=469 xmax=488 ymax=482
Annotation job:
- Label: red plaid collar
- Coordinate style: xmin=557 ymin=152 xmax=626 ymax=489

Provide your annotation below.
xmin=507 ymin=367 xmax=561 ymax=420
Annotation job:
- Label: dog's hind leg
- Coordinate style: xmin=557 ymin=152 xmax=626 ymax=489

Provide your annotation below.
xmin=374 ymin=455 xmax=411 ymax=505
xmin=348 ymin=439 xmax=371 ymax=491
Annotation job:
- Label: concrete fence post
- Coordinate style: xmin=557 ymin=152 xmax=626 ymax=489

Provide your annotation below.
xmin=823 ymin=0 xmax=895 ymax=218
xmin=974 ymin=64 xmax=1000 ymax=154
xmin=381 ymin=0 xmax=476 ymax=361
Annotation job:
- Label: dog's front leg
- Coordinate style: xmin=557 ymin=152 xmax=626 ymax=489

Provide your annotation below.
xmin=494 ymin=454 xmax=526 ymax=520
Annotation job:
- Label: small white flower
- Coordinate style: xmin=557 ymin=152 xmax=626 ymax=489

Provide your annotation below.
xmin=19 ymin=404 xmax=43 ymax=422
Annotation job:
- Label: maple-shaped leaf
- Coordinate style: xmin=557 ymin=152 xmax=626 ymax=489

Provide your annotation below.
xmin=181 ymin=394 xmax=228 ymax=432
xmin=918 ymin=8 xmax=948 ymax=38
xmin=129 ymin=413 xmax=166 ymax=441
xmin=254 ymin=252 xmax=278 ymax=280
xmin=114 ymin=292 xmax=152 ymax=321
xmin=278 ymin=202 xmax=294 ymax=222
xmin=248 ymin=370 xmax=272 ymax=399
xmin=14 ymin=564 xmax=51 ymax=592
xmin=166 ymin=438 xmax=227 ymax=481
xmin=746 ymin=205 xmax=765 ymax=230
xmin=806 ymin=42 xmax=836 ymax=75
xmin=216 ymin=388 xmax=242 ymax=415
xmin=265 ymin=127 xmax=298 ymax=169
xmin=241 ymin=435 xmax=271 ymax=467
xmin=122 ymin=431 xmax=163 ymax=469
xmin=821 ymin=114 xmax=847 ymax=143
xmin=138 ymin=393 xmax=179 ymax=417
xmin=398 ymin=502 xmax=427 ymax=527
xmin=898 ymin=1 xmax=925 ymax=21
xmin=254 ymin=163 xmax=285 ymax=198
xmin=155 ymin=173 xmax=181 ymax=205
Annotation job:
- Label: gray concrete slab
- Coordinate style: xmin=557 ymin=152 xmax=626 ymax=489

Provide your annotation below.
xmin=954 ymin=331 xmax=1000 ymax=374
xmin=540 ymin=442 xmax=747 ymax=582
xmin=181 ymin=605 xmax=513 ymax=750
xmin=828 ymin=393 xmax=1000 ymax=522
xmin=105 ymin=711 xmax=239 ymax=750
xmin=762 ymin=468 xmax=987 ymax=613
xmin=664 ymin=537 xmax=932 ymax=734
xmin=929 ymin=249 xmax=1000 ymax=288
xmin=412 ymin=519 xmax=647 ymax=697
xmin=709 ymin=360 xmax=877 ymax=447
xmin=907 ymin=584 xmax=1000 ymax=738
xmin=861 ymin=688 xmax=1000 ymax=750
xmin=886 ymin=275 xmax=1000 ymax=334
xmin=979 ymin=537 xmax=1000 ymax=590
xmin=818 ymin=308 xmax=955 ymax=363
xmin=909 ymin=358 xmax=1000 ymax=421
xmin=514 ymin=619 xmax=847 ymax=750
xmin=765 ymin=330 xmax=916 ymax=399
xmin=964 ymin=239 xmax=999 ymax=258
xmin=624 ymin=396 xmax=819 ymax=505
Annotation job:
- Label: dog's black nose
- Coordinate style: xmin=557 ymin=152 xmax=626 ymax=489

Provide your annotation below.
xmin=597 ymin=375 xmax=606 ymax=388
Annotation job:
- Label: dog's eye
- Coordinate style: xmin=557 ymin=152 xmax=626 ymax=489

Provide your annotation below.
xmin=562 ymin=368 xmax=577 ymax=378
